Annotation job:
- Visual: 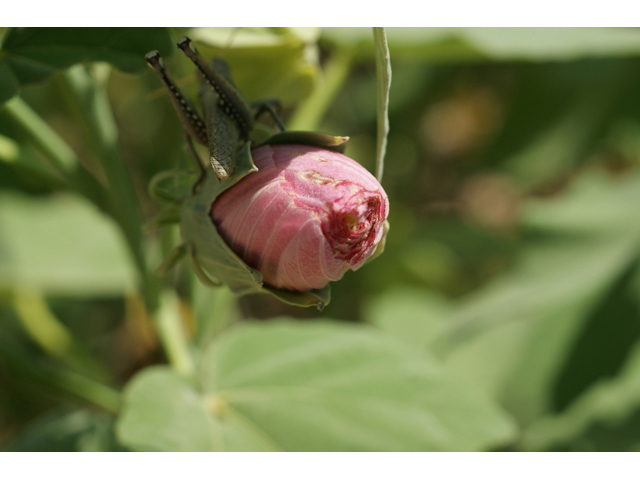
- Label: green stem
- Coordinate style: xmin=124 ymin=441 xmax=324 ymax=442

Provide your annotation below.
xmin=57 ymin=65 xmax=196 ymax=376
xmin=2 ymin=97 xmax=109 ymax=210
xmin=58 ymin=65 xmax=158 ymax=311
xmin=154 ymin=290 xmax=195 ymax=378
xmin=373 ymin=27 xmax=392 ymax=183
xmin=287 ymin=48 xmax=355 ymax=132
xmin=0 ymin=344 xmax=120 ymax=414
xmin=2 ymin=97 xmax=78 ymax=175
xmin=12 ymin=288 xmax=117 ymax=386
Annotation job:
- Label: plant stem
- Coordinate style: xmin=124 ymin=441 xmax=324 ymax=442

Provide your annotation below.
xmin=2 ymin=97 xmax=78 ymax=175
xmin=56 ymin=65 xmax=198 ymax=377
xmin=0 ymin=344 xmax=120 ymax=414
xmin=12 ymin=288 xmax=117 ymax=386
xmin=58 ymin=65 xmax=158 ymax=312
xmin=373 ymin=27 xmax=392 ymax=184
xmin=287 ymin=48 xmax=355 ymax=132
xmin=2 ymin=97 xmax=109 ymax=210
xmin=154 ymin=289 xmax=196 ymax=378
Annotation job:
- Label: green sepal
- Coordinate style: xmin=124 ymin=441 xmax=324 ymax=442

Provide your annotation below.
xmin=148 ymin=169 xmax=197 ymax=204
xmin=179 ymin=141 xmax=331 ymax=308
xmin=264 ymin=285 xmax=331 ymax=311
xmin=156 ymin=243 xmax=188 ymax=276
xmin=180 ymin=141 xmax=261 ymax=295
xmin=258 ymin=131 xmax=350 ymax=154
xmin=143 ymin=203 xmax=182 ymax=232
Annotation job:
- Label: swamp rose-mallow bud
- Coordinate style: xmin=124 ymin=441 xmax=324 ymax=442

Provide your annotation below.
xmin=211 ymin=144 xmax=389 ymax=292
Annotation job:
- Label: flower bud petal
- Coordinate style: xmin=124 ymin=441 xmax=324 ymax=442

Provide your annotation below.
xmin=211 ymin=144 xmax=389 ymax=292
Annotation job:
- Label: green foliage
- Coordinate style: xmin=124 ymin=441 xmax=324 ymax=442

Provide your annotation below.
xmin=0 ymin=192 xmax=134 ymax=296
xmin=325 ymin=27 xmax=640 ymax=61
xmin=3 ymin=27 xmax=640 ymax=452
xmin=117 ymin=320 xmax=515 ymax=451
xmin=0 ymin=28 xmax=172 ymax=104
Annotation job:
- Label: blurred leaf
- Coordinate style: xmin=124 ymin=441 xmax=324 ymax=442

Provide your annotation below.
xmin=522 ymin=340 xmax=640 ymax=451
xmin=437 ymin=172 xmax=640 ymax=425
xmin=188 ymin=27 xmax=319 ymax=105
xmin=490 ymin=60 xmax=639 ymax=187
xmin=5 ymin=408 xmax=119 ymax=452
xmin=0 ymin=132 xmax=66 ymax=189
xmin=0 ymin=192 xmax=135 ymax=296
xmin=324 ymin=28 xmax=640 ymax=62
xmin=192 ymin=280 xmax=241 ymax=348
xmin=363 ymin=286 xmax=452 ymax=347
xmin=117 ymin=320 xmax=516 ymax=451
xmin=116 ymin=366 xmax=270 ymax=452
xmin=0 ymin=27 xmax=173 ymax=104
xmin=525 ymin=172 xmax=640 ymax=237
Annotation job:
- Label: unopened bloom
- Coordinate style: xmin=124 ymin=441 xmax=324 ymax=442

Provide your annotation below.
xmin=211 ymin=144 xmax=389 ymax=292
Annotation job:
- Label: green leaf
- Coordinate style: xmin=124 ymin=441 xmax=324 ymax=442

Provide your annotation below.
xmin=363 ymin=286 xmax=452 ymax=348
xmin=117 ymin=320 xmax=516 ymax=452
xmin=0 ymin=27 xmax=173 ymax=104
xmin=323 ymin=28 xmax=640 ymax=62
xmin=116 ymin=368 xmax=217 ymax=452
xmin=5 ymin=408 xmax=119 ymax=452
xmin=373 ymin=27 xmax=391 ymax=183
xmin=490 ymin=62 xmax=635 ymax=188
xmin=0 ymin=192 xmax=136 ymax=296
xmin=522 ymin=340 xmax=640 ymax=451
xmin=188 ymin=27 xmax=319 ymax=105
xmin=436 ymin=172 xmax=640 ymax=425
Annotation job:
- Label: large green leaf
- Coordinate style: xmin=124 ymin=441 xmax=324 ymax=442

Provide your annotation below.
xmin=0 ymin=27 xmax=172 ymax=104
xmin=363 ymin=170 xmax=640 ymax=436
xmin=117 ymin=320 xmax=515 ymax=451
xmin=363 ymin=286 xmax=452 ymax=348
xmin=0 ymin=192 xmax=135 ymax=296
xmin=324 ymin=28 xmax=640 ymax=62
xmin=436 ymin=172 xmax=640 ymax=425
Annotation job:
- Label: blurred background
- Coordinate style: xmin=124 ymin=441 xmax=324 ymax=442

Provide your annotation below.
xmin=3 ymin=27 xmax=640 ymax=451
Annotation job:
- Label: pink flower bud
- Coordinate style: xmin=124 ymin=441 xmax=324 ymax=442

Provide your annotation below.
xmin=211 ymin=144 xmax=389 ymax=292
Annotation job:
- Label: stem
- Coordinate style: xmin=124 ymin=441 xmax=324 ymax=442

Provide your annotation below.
xmin=58 ymin=65 xmax=158 ymax=311
xmin=11 ymin=288 xmax=117 ymax=386
xmin=287 ymin=48 xmax=355 ymax=132
xmin=2 ymin=97 xmax=109 ymax=210
xmin=373 ymin=27 xmax=392 ymax=183
xmin=57 ymin=66 xmax=197 ymax=377
xmin=0 ymin=344 xmax=120 ymax=414
xmin=154 ymin=290 xmax=195 ymax=378
xmin=2 ymin=97 xmax=78 ymax=175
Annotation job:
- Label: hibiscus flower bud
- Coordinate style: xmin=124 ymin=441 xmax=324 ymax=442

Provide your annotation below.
xmin=210 ymin=144 xmax=389 ymax=292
